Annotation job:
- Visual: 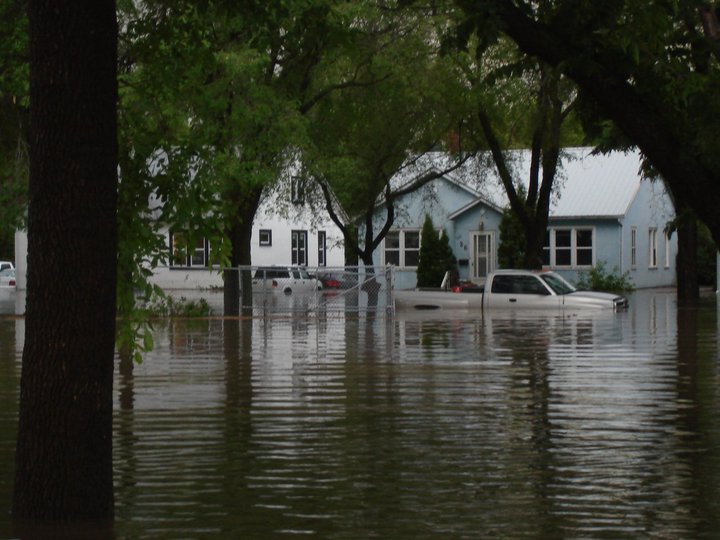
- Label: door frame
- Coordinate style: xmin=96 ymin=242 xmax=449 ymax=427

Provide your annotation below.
xmin=470 ymin=231 xmax=496 ymax=281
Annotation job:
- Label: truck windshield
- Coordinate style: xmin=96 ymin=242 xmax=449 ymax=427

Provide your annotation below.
xmin=540 ymin=273 xmax=576 ymax=295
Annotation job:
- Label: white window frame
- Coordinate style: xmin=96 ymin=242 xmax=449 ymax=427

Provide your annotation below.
xmin=542 ymin=227 xmax=595 ymax=269
xmin=291 ymin=230 xmax=308 ymax=265
xmin=383 ymin=229 xmax=421 ymax=268
xmin=170 ymin=232 xmax=207 ymax=268
xmin=649 ymin=228 xmax=658 ymax=268
xmin=259 ymin=229 xmax=272 ymax=247
xmin=630 ymin=226 xmax=637 ymax=269
xmin=664 ymin=231 xmax=671 ymax=268
xmin=317 ymin=231 xmax=327 ymax=267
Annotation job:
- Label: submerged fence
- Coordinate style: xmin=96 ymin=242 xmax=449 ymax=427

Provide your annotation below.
xmin=156 ymin=265 xmax=396 ymax=317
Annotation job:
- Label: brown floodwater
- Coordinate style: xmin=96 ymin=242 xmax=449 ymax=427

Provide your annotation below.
xmin=0 ymin=289 xmax=719 ymax=538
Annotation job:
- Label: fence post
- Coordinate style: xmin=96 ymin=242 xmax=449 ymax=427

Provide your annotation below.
xmin=386 ymin=264 xmax=394 ymax=314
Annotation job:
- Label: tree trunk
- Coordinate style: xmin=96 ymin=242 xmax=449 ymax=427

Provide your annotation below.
xmin=523 ymin=227 xmax=545 ymax=270
xmin=344 ymin=224 xmax=359 ymax=267
xmin=676 ymin=220 xmax=699 ymax=305
xmin=223 ymin=186 xmax=262 ymax=316
xmin=13 ymin=0 xmax=118 ymax=522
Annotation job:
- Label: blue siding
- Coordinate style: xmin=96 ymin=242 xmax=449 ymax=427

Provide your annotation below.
xmin=620 ymin=179 xmax=677 ymax=288
xmin=544 ymin=218 xmax=623 ymax=285
xmin=450 ymin=203 xmax=503 ymax=281
xmin=366 ymin=154 xmax=677 ymax=291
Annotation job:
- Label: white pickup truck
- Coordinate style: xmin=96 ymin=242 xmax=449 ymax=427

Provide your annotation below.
xmin=394 ymin=269 xmax=628 ymax=311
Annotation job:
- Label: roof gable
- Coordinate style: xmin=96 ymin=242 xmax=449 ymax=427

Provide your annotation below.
xmin=428 ymin=148 xmax=647 ymax=221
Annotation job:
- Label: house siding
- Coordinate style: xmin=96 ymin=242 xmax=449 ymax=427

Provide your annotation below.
xmin=620 ymin=179 xmax=677 ymax=288
xmin=542 ymin=219 xmax=622 ymax=284
xmin=449 ymin=202 xmax=503 ymax=281
xmin=368 ymin=178 xmax=483 ymax=289
xmin=369 ymin=149 xmax=678 ymax=291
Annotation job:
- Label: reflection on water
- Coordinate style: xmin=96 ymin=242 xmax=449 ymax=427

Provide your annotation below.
xmin=1 ymin=289 xmax=720 ymax=538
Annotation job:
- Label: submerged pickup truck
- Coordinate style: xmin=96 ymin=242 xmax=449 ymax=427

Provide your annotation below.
xmin=393 ymin=269 xmax=629 ymax=311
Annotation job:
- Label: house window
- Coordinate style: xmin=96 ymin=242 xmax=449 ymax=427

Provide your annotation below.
xmin=318 ymin=231 xmax=326 ymax=267
xmin=291 ymin=176 xmax=305 ymax=205
xmin=541 ymin=230 xmax=550 ymax=266
xmin=542 ymin=228 xmax=594 ymax=268
xmin=259 ymin=229 xmax=272 ymax=247
xmin=649 ymin=228 xmax=658 ymax=268
xmin=291 ymin=230 xmax=308 ymax=265
xmin=630 ymin=227 xmax=637 ymax=268
xmin=554 ymin=229 xmax=572 ymax=266
xmin=664 ymin=231 xmax=671 ymax=268
xmin=170 ymin=232 xmax=207 ymax=267
xmin=384 ymin=230 xmax=420 ymax=268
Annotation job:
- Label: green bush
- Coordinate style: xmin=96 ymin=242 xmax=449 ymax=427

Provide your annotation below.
xmin=416 ymin=215 xmax=458 ymax=288
xmin=575 ymin=261 xmax=634 ymax=293
xmin=146 ymin=295 xmax=212 ymax=317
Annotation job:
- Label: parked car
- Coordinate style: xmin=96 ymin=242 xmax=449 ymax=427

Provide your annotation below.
xmin=317 ymin=273 xmax=342 ymax=289
xmin=0 ymin=261 xmax=13 ymax=273
xmin=395 ymin=270 xmax=628 ymax=311
xmin=317 ymin=271 xmax=358 ymax=290
xmin=0 ymin=268 xmax=16 ymax=288
xmin=252 ymin=266 xmax=322 ymax=294
xmin=484 ymin=270 xmax=628 ymax=310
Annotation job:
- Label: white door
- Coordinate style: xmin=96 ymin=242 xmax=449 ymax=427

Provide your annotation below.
xmin=471 ymin=232 xmax=494 ymax=280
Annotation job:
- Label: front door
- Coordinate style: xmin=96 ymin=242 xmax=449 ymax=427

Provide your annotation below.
xmin=471 ymin=232 xmax=494 ymax=280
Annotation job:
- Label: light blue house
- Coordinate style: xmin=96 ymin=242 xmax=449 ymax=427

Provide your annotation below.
xmin=369 ymin=148 xmax=677 ymax=290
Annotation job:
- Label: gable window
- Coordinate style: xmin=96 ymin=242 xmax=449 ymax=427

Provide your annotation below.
xmin=291 ymin=230 xmax=308 ymax=265
xmin=259 ymin=229 xmax=272 ymax=247
xmin=631 ymin=227 xmax=637 ymax=268
xmin=291 ymin=176 xmax=305 ymax=205
xmin=318 ymin=231 xmax=327 ymax=267
xmin=649 ymin=228 xmax=658 ymax=268
xmin=384 ymin=230 xmax=420 ymax=268
xmin=542 ymin=228 xmax=594 ymax=268
xmin=170 ymin=232 xmax=207 ymax=268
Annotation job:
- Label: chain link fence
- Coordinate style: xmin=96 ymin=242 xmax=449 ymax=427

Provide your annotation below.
xmin=160 ymin=265 xmax=396 ymax=317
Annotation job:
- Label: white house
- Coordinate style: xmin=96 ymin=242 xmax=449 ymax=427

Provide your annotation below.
xmin=150 ymin=172 xmax=347 ymax=289
xmin=14 ymin=176 xmax=346 ymax=291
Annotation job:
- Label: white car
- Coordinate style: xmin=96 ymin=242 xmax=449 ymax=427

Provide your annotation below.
xmin=0 ymin=261 xmax=13 ymax=273
xmin=485 ymin=270 xmax=629 ymax=311
xmin=252 ymin=266 xmax=322 ymax=294
xmin=0 ymin=268 xmax=16 ymax=288
xmin=394 ymin=270 xmax=628 ymax=311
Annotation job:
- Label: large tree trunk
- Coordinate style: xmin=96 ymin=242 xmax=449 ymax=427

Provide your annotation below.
xmin=223 ymin=186 xmax=262 ymax=316
xmin=223 ymin=218 xmax=255 ymax=316
xmin=13 ymin=0 xmax=118 ymax=522
xmin=523 ymin=227 xmax=546 ymax=270
xmin=676 ymin=220 xmax=700 ymax=305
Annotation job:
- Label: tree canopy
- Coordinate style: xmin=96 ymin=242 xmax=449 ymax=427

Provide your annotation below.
xmin=304 ymin=4 xmax=472 ymax=266
xmin=451 ymin=1 xmax=720 ymax=250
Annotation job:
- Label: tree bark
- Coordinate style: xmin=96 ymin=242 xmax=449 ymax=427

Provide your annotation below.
xmin=13 ymin=0 xmax=118 ymax=522
xmin=676 ymin=220 xmax=700 ymax=305
xmin=223 ymin=185 xmax=262 ymax=316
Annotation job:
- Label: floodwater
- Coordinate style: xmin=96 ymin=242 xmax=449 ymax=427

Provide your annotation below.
xmin=1 ymin=289 xmax=720 ymax=538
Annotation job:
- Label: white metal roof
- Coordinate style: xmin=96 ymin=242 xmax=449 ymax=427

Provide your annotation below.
xmin=443 ymin=147 xmax=646 ymax=219
xmin=547 ymin=148 xmax=643 ymax=218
